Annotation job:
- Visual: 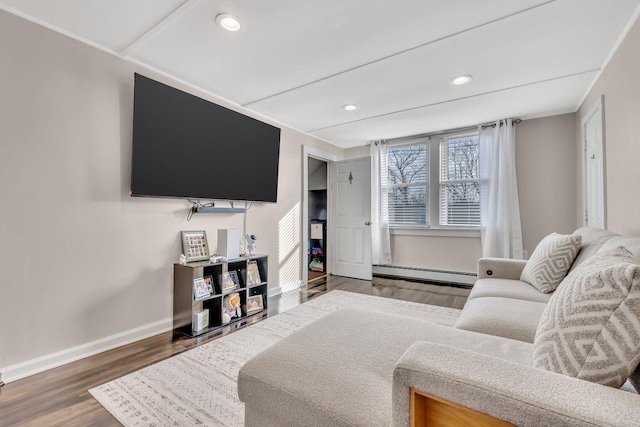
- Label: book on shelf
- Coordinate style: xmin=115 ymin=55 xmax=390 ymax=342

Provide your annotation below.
xmin=193 ymin=309 xmax=209 ymax=332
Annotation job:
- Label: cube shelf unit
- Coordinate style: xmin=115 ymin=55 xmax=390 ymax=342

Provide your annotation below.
xmin=173 ymin=254 xmax=268 ymax=337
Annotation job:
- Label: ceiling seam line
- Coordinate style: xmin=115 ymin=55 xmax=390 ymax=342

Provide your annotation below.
xmin=0 ymin=5 xmax=341 ymax=148
xmin=305 ymin=68 xmax=600 ymax=133
xmin=241 ymin=0 xmax=558 ymax=107
xmin=120 ymin=0 xmax=202 ymax=58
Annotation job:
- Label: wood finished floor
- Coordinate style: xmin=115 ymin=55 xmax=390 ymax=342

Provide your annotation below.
xmin=0 ymin=276 xmax=470 ymax=426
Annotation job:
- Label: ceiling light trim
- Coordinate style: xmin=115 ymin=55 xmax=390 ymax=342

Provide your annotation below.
xmin=305 ymin=68 xmax=599 ymax=133
xmin=216 ymin=13 xmax=243 ymax=32
xmin=242 ymin=0 xmax=558 ymax=107
xmin=451 ymin=75 xmax=473 ymax=85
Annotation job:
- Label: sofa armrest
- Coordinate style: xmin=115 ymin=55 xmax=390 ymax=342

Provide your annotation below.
xmin=392 ymin=342 xmax=640 ymax=427
xmin=477 ymin=257 xmax=527 ymax=280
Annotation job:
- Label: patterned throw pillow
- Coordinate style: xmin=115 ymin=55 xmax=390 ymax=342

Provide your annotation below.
xmin=533 ymin=247 xmax=640 ymax=388
xmin=521 ymin=233 xmax=582 ymax=293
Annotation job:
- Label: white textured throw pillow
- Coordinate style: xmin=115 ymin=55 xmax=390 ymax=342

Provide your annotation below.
xmin=521 ymin=233 xmax=582 ymax=293
xmin=533 ymin=247 xmax=640 ymax=388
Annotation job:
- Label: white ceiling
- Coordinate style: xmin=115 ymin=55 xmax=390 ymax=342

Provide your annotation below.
xmin=1 ymin=0 xmax=639 ymax=148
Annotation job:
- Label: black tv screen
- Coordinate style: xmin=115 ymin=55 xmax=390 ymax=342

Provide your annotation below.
xmin=131 ymin=74 xmax=281 ymax=203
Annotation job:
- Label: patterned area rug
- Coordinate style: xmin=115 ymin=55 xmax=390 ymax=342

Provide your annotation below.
xmin=90 ymin=290 xmax=461 ymax=426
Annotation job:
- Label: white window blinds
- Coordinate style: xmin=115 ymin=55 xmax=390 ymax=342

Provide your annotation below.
xmin=439 ymin=134 xmax=480 ymax=226
xmin=387 ymin=142 xmax=428 ymax=226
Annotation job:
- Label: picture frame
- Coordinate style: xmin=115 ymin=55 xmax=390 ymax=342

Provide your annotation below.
xmin=246 ymin=260 xmax=262 ymax=285
xmin=181 ymin=230 xmax=210 ymax=262
xmin=222 ymin=270 xmax=240 ymax=292
xmin=246 ymin=295 xmax=264 ymax=313
xmin=193 ymin=277 xmax=211 ymax=301
xmin=203 ymin=275 xmax=214 ymax=294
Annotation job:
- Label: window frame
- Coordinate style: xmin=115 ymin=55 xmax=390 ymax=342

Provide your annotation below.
xmin=438 ymin=132 xmax=481 ymax=228
xmin=385 ymin=130 xmax=481 ymax=237
xmin=386 ymin=137 xmax=430 ymax=228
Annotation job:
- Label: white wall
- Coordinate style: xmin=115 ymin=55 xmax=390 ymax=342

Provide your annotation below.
xmin=517 ymin=113 xmax=578 ymax=255
xmin=308 ymin=157 xmax=328 ymax=190
xmin=0 ymin=11 xmax=343 ymax=373
xmin=577 ymin=15 xmax=640 ymax=236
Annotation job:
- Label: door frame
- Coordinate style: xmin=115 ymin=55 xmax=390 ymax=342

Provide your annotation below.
xmin=301 ymin=146 xmax=337 ymax=285
xmin=581 ymin=95 xmax=606 ymax=228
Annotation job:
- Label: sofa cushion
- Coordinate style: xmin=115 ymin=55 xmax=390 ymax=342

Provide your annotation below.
xmin=238 ymin=308 xmax=533 ymax=427
xmin=520 ymin=233 xmax=582 ymax=293
xmin=599 ymin=235 xmax=640 ymax=259
xmin=534 ymin=247 xmax=640 ymax=388
xmin=570 ymin=227 xmax=618 ymax=272
xmin=454 ymin=297 xmax=547 ymax=343
xmin=469 ymin=278 xmax=553 ymax=303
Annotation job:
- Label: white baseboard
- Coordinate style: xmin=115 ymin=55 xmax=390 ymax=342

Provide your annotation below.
xmin=373 ymin=265 xmax=476 ymax=286
xmin=267 ymin=280 xmax=304 ymax=298
xmin=0 ymin=317 xmax=172 ymax=385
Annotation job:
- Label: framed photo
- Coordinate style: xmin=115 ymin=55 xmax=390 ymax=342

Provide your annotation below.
xmin=181 ymin=230 xmax=210 ymax=262
xmin=193 ymin=277 xmax=211 ymax=301
xmin=247 ymin=295 xmax=264 ymax=313
xmin=222 ymin=271 xmax=240 ymax=292
xmin=203 ymin=275 xmax=214 ymax=294
xmin=246 ymin=260 xmax=262 ymax=285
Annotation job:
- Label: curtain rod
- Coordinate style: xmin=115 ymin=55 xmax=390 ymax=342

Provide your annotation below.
xmin=366 ymin=125 xmax=477 ymax=146
xmin=480 ymin=118 xmax=522 ymax=130
xmin=366 ymin=118 xmax=522 ymax=146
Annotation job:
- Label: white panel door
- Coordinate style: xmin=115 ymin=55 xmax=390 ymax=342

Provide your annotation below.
xmin=332 ymin=157 xmax=372 ymax=280
xmin=582 ymin=96 xmax=606 ymax=229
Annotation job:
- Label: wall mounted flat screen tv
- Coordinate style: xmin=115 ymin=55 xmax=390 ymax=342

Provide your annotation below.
xmin=131 ymin=74 xmax=281 ymax=203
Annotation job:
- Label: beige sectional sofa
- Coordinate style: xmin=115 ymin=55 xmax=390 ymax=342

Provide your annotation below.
xmin=238 ymin=227 xmax=640 ymax=426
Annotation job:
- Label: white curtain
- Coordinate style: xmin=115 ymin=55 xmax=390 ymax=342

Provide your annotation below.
xmin=478 ymin=119 xmax=524 ymax=259
xmin=370 ymin=141 xmax=392 ymax=265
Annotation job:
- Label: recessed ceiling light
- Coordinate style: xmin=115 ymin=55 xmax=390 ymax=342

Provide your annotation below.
xmin=216 ymin=13 xmax=243 ymax=32
xmin=450 ymin=75 xmax=473 ymax=85
xmin=343 ymin=104 xmax=358 ymax=111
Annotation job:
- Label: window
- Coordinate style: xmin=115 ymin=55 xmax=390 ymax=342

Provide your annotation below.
xmin=439 ymin=134 xmax=480 ymax=226
xmin=385 ymin=131 xmax=480 ymax=229
xmin=387 ymin=142 xmax=428 ymax=226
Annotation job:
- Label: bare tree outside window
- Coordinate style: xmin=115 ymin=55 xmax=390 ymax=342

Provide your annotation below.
xmin=384 ymin=134 xmax=479 ymax=228
xmin=439 ymin=135 xmax=480 ymax=226
xmin=387 ymin=144 xmax=428 ymax=225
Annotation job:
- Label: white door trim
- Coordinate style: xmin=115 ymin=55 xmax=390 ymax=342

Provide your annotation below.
xmin=301 ymin=146 xmax=338 ymax=285
xmin=581 ymin=95 xmax=606 ymax=228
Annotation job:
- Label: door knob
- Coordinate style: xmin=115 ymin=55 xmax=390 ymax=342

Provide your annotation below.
xmin=365 ymin=221 xmax=372 ymax=226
